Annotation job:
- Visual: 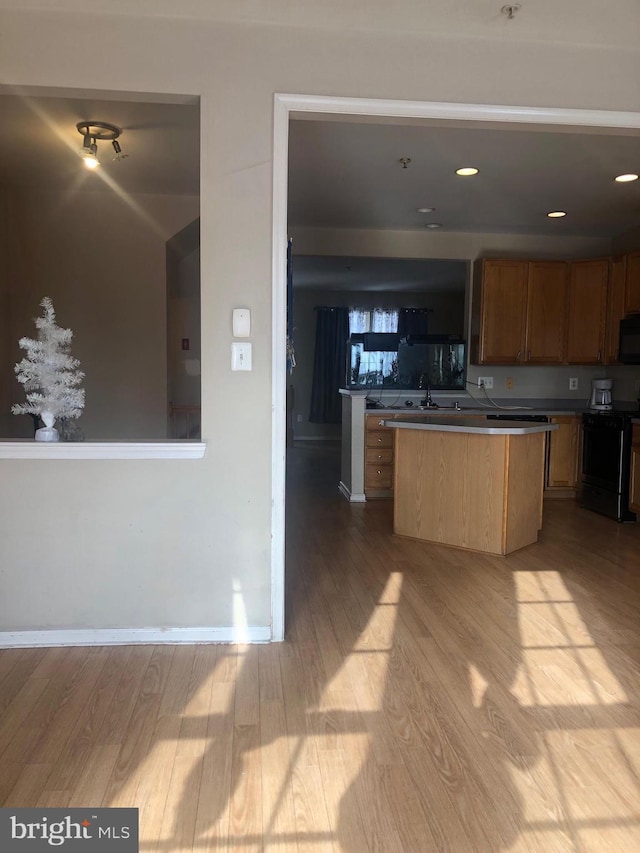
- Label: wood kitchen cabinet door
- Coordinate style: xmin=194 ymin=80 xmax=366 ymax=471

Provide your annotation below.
xmin=525 ymin=261 xmax=568 ymax=363
xmin=546 ymin=416 xmax=579 ymax=489
xmin=475 ymin=259 xmax=528 ymax=363
xmin=630 ymin=425 xmax=640 ymax=513
xmin=364 ymin=415 xmax=394 ymax=498
xmin=624 ymin=250 xmax=640 ymax=315
xmin=604 ymin=255 xmax=626 ymax=363
xmin=566 ymin=259 xmax=608 ymax=364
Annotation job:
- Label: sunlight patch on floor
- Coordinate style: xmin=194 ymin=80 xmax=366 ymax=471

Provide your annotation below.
xmin=324 ymin=572 xmax=402 ymax=713
xmin=505 ymin=570 xmax=640 ymax=850
xmin=513 ymin=570 xmax=627 ymax=707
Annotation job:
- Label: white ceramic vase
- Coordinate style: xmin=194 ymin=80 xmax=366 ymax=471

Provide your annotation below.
xmin=35 ymin=410 xmax=59 ymax=442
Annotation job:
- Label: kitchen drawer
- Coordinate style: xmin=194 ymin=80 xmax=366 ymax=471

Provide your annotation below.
xmin=365 ymin=463 xmax=393 ymax=489
xmin=366 ymin=430 xmax=394 ymax=449
xmin=366 ymin=447 xmax=393 ymax=464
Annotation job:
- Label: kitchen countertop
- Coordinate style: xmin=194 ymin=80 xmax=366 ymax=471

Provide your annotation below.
xmin=382 ymin=416 xmax=558 ymax=435
xmin=371 ymin=406 xmax=578 ymax=416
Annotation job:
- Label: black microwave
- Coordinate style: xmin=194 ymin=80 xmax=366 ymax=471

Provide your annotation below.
xmin=619 ymin=314 xmax=640 ymax=364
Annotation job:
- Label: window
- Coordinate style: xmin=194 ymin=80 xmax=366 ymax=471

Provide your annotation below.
xmin=348 ymin=308 xmax=399 ymax=386
xmin=349 ymin=307 xmax=399 ymax=334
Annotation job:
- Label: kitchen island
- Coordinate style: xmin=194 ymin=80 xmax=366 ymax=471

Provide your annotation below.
xmin=383 ymin=416 xmax=557 ymax=555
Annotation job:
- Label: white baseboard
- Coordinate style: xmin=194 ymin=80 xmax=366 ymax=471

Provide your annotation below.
xmin=339 ymin=481 xmax=366 ymax=502
xmin=0 ymin=626 xmax=272 ymax=648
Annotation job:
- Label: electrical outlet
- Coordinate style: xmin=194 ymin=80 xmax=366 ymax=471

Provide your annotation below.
xmin=478 ymin=377 xmax=493 ymax=389
xmin=569 ymin=377 xmax=579 ymax=391
xmin=296 ymin=414 xmax=303 ymax=422
xmin=505 ymin=377 xmax=513 ymax=390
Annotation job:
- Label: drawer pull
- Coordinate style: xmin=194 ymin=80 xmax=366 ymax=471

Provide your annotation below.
xmin=377 ymin=470 xmax=382 ymax=475
xmin=377 ymin=437 xmax=383 ymax=443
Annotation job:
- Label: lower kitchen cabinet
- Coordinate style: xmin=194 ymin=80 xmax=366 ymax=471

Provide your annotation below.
xmin=364 ymin=415 xmax=395 ymax=498
xmin=630 ymin=424 xmax=640 ymax=513
xmin=364 ymin=412 xmax=472 ymax=498
xmin=545 ymin=415 xmax=580 ymax=494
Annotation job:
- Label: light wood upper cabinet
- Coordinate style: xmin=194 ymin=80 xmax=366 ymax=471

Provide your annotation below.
xmin=525 ymin=261 xmax=568 ymax=364
xmin=624 ymin=251 xmax=640 ymax=315
xmin=605 ymin=255 xmax=626 ymax=364
xmin=473 ymin=259 xmax=528 ymax=364
xmin=473 ymin=253 xmax=640 ymax=365
xmin=565 ymin=259 xmax=609 ymax=364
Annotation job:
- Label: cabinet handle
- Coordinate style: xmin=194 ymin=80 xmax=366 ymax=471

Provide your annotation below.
xmin=377 ymin=470 xmax=382 ymax=475
xmin=516 ymin=350 xmax=521 ymax=361
xmin=527 ymin=350 xmax=531 ymax=360
xmin=377 ymin=437 xmax=383 ymax=443
xmin=597 ymin=351 xmax=602 ymax=362
xmin=377 ymin=454 xmax=383 ymax=459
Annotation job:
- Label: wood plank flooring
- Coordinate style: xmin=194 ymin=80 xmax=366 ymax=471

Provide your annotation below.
xmin=1 ymin=441 xmax=639 ymax=851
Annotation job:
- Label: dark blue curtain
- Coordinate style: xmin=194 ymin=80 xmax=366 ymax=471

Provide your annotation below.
xmin=309 ymin=306 xmax=350 ymax=424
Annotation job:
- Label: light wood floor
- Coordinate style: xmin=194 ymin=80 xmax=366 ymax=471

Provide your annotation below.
xmin=1 ymin=442 xmax=639 ymax=852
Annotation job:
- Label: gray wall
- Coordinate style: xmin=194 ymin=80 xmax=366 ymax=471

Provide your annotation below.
xmin=0 ymin=4 xmax=639 ymax=633
xmin=2 ymin=188 xmax=198 ymax=439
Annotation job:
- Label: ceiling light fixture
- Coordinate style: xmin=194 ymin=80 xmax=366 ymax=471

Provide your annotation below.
xmin=76 ymin=121 xmax=125 ymax=170
xmin=425 ymin=222 xmax=442 ymax=229
xmin=417 ymin=207 xmax=435 ymax=213
xmin=615 ymin=173 xmax=639 ymax=183
xmin=456 ymin=167 xmax=479 ymax=176
xmin=547 ymin=211 xmax=567 ymax=218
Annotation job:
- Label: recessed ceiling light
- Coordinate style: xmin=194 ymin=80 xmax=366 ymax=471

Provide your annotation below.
xmin=615 ymin=173 xmax=639 ymax=183
xmin=455 ymin=167 xmax=479 ymax=176
xmin=417 ymin=207 xmax=435 ymax=213
xmin=425 ymin=222 xmax=442 ymax=229
xmin=547 ymin=211 xmax=567 ymax=218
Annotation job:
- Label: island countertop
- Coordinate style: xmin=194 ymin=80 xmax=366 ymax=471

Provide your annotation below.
xmin=382 ymin=416 xmax=558 ymax=436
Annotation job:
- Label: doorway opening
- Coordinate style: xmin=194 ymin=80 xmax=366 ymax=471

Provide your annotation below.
xmin=273 ymin=94 xmax=640 ymax=641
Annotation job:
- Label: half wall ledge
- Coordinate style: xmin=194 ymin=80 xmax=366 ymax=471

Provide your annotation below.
xmin=0 ymin=441 xmax=207 ymax=459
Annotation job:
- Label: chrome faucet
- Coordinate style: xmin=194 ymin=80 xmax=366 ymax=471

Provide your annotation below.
xmin=419 ymin=379 xmax=438 ymax=408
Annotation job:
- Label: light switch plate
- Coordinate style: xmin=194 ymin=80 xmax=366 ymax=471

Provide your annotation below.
xmin=231 ymin=342 xmax=252 ymax=371
xmin=232 ymin=308 xmax=251 ymax=337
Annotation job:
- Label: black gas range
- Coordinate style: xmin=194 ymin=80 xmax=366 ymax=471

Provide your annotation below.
xmin=581 ymin=408 xmax=639 ymax=522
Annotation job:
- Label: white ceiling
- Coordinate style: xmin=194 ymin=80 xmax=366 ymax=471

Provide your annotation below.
xmin=3 ymin=91 xmax=638 ymax=235
xmin=288 ymin=115 xmax=640 ymax=292
xmin=1 ymin=1 xmax=638 ymax=52
xmin=0 ymin=92 xmax=199 ymax=196
xmin=288 ymin=117 xmax=640 ymax=239
xmin=2 ymin=90 xmax=639 ymax=295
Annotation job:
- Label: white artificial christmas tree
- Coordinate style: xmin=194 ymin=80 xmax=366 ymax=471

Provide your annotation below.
xmin=12 ymin=297 xmax=85 ymax=442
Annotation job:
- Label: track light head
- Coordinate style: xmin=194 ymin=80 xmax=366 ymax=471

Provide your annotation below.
xmin=76 ymin=121 xmax=124 ymax=170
